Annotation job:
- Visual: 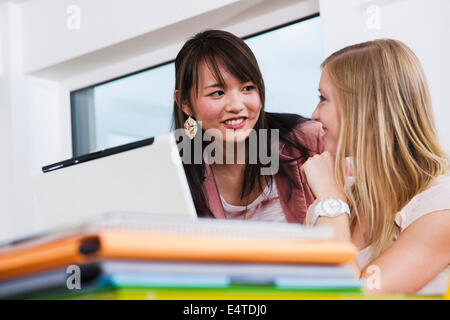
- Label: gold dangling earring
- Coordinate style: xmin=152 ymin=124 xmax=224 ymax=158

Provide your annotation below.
xmin=184 ymin=116 xmax=198 ymax=140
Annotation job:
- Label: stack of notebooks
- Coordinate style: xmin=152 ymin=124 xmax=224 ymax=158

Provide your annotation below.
xmin=0 ymin=213 xmax=364 ymax=299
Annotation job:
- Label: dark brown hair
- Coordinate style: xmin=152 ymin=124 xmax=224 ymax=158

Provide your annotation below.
xmin=172 ymin=29 xmax=312 ymax=217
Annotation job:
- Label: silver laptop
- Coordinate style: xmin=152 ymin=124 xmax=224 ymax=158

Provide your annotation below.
xmin=33 ymin=133 xmax=197 ymax=231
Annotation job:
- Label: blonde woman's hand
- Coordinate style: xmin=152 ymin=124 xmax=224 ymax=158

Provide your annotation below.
xmin=305 ymin=199 xmax=319 ymax=226
xmin=301 ymin=151 xmax=346 ymax=201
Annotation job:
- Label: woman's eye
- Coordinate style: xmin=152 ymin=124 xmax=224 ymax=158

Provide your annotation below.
xmin=209 ymin=90 xmax=224 ymax=97
xmin=318 ymin=95 xmax=326 ymax=102
xmin=243 ymin=85 xmax=256 ymax=92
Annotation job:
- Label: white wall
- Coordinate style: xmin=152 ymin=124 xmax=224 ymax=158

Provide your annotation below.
xmin=0 ymin=0 xmax=319 ymax=242
xmin=0 ymin=4 xmax=15 ymax=242
xmin=0 ymin=3 xmax=53 ymax=241
xmin=319 ymin=0 xmax=450 ymax=154
xmin=21 ymin=0 xmax=243 ymax=75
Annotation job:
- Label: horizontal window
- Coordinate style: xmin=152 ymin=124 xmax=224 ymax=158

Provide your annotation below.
xmin=71 ymin=14 xmax=323 ymax=156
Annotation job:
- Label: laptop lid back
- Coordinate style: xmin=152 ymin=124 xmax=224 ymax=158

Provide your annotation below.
xmin=33 ymin=133 xmax=197 ymax=230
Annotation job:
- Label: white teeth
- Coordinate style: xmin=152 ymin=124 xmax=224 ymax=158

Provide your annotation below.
xmin=224 ymin=118 xmax=244 ymax=125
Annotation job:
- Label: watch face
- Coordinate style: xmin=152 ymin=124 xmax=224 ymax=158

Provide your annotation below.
xmin=322 ymin=199 xmax=342 ymax=216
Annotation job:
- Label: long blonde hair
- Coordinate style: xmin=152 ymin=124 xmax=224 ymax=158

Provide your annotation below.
xmin=322 ymin=39 xmax=449 ymax=259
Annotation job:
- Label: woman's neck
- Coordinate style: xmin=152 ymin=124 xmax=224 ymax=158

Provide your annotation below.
xmin=210 ymin=161 xmax=245 ymax=179
xmin=218 ymin=140 xmax=247 ymax=165
xmin=210 ymin=140 xmax=248 ymax=177
xmin=209 ymin=140 xmax=269 ymax=206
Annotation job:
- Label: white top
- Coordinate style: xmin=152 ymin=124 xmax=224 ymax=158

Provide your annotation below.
xmin=220 ymin=180 xmax=287 ymax=222
xmin=356 ymin=175 xmax=450 ymax=296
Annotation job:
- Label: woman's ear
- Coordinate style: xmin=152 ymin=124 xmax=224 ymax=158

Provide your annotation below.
xmin=174 ymin=90 xmax=193 ymax=117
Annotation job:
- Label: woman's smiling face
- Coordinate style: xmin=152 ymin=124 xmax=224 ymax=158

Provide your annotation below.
xmin=180 ymin=62 xmax=261 ymax=144
xmin=312 ymin=67 xmax=341 ymax=154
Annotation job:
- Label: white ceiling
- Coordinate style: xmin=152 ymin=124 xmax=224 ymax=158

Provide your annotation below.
xmin=0 ymin=0 xmax=29 ymax=4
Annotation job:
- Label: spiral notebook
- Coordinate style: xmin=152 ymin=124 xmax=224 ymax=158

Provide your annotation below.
xmin=0 ymin=213 xmax=351 ymax=282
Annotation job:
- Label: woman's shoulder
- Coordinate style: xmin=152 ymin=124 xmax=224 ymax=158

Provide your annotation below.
xmin=395 ymin=175 xmax=450 ymax=231
xmin=288 ymin=119 xmax=325 ymax=155
xmin=265 ymin=112 xmax=325 ymax=158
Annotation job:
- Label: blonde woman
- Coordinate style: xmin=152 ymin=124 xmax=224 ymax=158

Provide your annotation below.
xmin=302 ymin=39 xmax=450 ymax=295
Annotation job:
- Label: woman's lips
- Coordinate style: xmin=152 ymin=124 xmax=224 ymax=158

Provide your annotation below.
xmin=222 ymin=117 xmax=246 ymax=130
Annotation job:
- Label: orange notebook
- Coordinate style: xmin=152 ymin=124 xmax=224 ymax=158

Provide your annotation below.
xmin=0 ymin=230 xmax=356 ymax=281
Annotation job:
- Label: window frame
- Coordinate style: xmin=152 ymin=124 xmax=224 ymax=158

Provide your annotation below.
xmin=69 ymin=12 xmax=321 ymax=157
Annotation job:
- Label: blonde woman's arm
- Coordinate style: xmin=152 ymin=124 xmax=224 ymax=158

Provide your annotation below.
xmin=302 ymin=152 xmax=450 ymax=294
xmin=302 ymin=152 xmax=362 ymax=277
xmin=361 ymin=209 xmax=450 ymax=294
xmin=308 ymin=202 xmax=450 ymax=294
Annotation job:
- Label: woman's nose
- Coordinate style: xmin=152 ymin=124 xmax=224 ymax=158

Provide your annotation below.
xmin=311 ymin=105 xmax=320 ymax=121
xmin=225 ymin=91 xmax=245 ymax=113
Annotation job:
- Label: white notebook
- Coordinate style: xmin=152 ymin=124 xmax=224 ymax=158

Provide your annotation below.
xmin=0 ymin=212 xmax=334 ymax=253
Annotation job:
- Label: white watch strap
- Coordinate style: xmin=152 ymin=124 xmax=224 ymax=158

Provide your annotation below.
xmin=312 ymin=199 xmax=350 ymax=225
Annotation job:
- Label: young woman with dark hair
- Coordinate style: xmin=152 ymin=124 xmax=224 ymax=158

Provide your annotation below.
xmin=172 ymin=29 xmax=324 ymax=223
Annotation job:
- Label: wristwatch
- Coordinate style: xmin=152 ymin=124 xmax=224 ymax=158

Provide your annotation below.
xmin=312 ymin=198 xmax=351 ymax=225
